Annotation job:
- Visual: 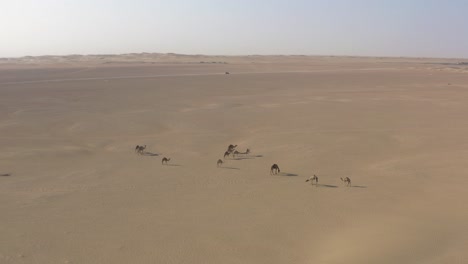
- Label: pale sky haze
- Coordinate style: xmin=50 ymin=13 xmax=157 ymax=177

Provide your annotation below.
xmin=1 ymin=0 xmax=468 ymax=58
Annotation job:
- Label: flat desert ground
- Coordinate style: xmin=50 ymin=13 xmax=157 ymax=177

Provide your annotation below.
xmin=1 ymin=54 xmax=468 ymax=263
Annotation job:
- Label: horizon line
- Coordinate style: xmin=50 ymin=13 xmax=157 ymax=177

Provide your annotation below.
xmin=1 ymin=52 xmax=468 ymax=61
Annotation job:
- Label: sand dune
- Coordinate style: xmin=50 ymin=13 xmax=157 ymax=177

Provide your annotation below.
xmin=1 ymin=55 xmax=467 ymax=263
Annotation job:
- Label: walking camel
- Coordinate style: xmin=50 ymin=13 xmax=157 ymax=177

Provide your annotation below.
xmin=217 ymin=159 xmax=223 ymax=167
xmin=227 ymin=144 xmax=237 ymax=153
xmin=306 ymin=175 xmax=319 ymax=185
xmin=340 ymin=177 xmax=351 ymax=186
xmin=270 ymin=164 xmax=280 ymax=175
xmin=162 ymin=157 xmax=171 ymax=165
xmin=135 ymin=145 xmax=146 ymax=155
xmin=223 ymin=144 xmax=238 ymax=159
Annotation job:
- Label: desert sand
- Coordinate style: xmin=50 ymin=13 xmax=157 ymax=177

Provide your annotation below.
xmin=1 ymin=54 xmax=468 ymax=263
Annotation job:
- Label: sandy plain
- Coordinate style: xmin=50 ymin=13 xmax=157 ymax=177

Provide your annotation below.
xmin=1 ymin=54 xmax=468 ymax=263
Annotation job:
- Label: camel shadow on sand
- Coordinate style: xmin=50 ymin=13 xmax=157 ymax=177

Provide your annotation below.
xmin=232 ymin=157 xmax=255 ymax=160
xmin=230 ymin=154 xmax=263 ymax=160
xmin=142 ymin=152 xmax=160 ymax=157
xmin=163 ymin=164 xmax=182 ymax=167
xmin=279 ymin=172 xmax=299 ymax=177
xmin=0 ymin=173 xmax=11 ymax=177
xmin=220 ymin=166 xmax=240 ymax=170
xmin=313 ymin=184 xmax=338 ymax=188
xmin=350 ymin=185 xmax=367 ymax=188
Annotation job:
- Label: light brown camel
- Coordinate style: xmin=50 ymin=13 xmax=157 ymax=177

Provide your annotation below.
xmin=162 ymin=157 xmax=171 ymax=165
xmin=340 ymin=177 xmax=351 ymax=186
xmin=306 ymin=175 xmax=319 ymax=185
xmin=270 ymin=164 xmax=280 ymax=175
xmin=217 ymin=159 xmax=223 ymax=167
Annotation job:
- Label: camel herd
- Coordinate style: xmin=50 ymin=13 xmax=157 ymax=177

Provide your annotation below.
xmin=134 ymin=144 xmax=353 ymax=187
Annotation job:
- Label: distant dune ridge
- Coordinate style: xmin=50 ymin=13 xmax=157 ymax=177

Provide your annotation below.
xmin=1 ymin=54 xmax=467 ymax=263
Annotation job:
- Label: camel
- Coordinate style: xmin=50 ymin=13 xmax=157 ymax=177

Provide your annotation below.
xmin=227 ymin=144 xmax=237 ymax=153
xmin=222 ymin=144 xmax=238 ymax=159
xmin=233 ymin=149 xmax=250 ymax=157
xmin=340 ymin=177 xmax=351 ymax=186
xmin=135 ymin=145 xmax=146 ymax=155
xmin=306 ymin=175 xmax=319 ymax=185
xmin=270 ymin=164 xmax=280 ymax=175
xmin=162 ymin=157 xmax=171 ymax=165
xmin=217 ymin=159 xmax=223 ymax=167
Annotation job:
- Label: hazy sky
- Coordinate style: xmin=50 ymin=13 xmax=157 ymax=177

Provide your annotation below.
xmin=1 ymin=0 xmax=468 ymax=58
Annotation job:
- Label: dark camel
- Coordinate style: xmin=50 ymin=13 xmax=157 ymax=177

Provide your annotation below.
xmin=162 ymin=157 xmax=171 ymax=165
xmin=270 ymin=164 xmax=280 ymax=175
xmin=227 ymin=144 xmax=237 ymax=153
xmin=135 ymin=145 xmax=146 ymax=155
